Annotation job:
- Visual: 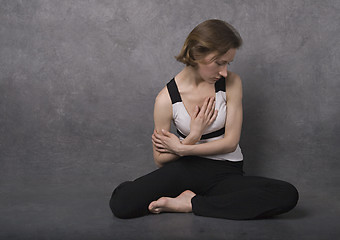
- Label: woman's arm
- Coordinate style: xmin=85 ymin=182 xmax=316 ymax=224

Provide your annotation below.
xmin=152 ymin=88 xmax=201 ymax=167
xmin=152 ymin=88 xmax=178 ymax=167
xmin=153 ymin=88 xmax=218 ymax=167
xmin=154 ymin=73 xmax=243 ymax=157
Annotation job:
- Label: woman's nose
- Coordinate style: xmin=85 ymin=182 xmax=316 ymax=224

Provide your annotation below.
xmin=219 ymin=66 xmax=228 ymax=78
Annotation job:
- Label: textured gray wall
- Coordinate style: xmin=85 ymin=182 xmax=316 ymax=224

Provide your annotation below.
xmin=0 ymin=0 xmax=339 ymax=206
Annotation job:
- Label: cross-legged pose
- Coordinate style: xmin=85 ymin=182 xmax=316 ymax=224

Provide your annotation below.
xmin=109 ymin=19 xmax=299 ymax=220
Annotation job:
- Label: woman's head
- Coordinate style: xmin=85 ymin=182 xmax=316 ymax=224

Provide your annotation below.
xmin=176 ymin=19 xmax=242 ymax=67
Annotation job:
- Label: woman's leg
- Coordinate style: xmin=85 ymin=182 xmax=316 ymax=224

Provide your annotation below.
xmin=191 ymin=175 xmax=299 ymax=220
xmin=110 ymin=156 xmax=227 ymax=219
xmin=147 ymin=160 xmax=244 ymax=215
xmin=109 ymin=163 xmax=186 ymax=218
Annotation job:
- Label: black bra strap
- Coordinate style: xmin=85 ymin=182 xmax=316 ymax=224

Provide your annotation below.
xmin=166 ymin=78 xmax=182 ymax=104
xmin=215 ymin=77 xmax=226 ymax=92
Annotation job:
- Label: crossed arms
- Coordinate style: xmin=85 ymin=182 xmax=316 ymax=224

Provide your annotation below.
xmin=152 ymin=74 xmax=243 ymax=167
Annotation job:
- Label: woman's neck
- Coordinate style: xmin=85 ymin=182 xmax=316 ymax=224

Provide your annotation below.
xmin=176 ymin=66 xmax=205 ymax=87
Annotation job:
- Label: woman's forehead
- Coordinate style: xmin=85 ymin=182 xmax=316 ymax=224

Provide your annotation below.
xmin=205 ymin=49 xmax=237 ymax=62
xmin=217 ymin=49 xmax=237 ymax=62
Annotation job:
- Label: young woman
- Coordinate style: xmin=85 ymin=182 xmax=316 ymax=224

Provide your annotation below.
xmin=110 ymin=19 xmax=299 ymax=220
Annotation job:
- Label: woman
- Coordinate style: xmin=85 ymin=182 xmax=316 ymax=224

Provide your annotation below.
xmin=110 ymin=19 xmax=299 ymax=220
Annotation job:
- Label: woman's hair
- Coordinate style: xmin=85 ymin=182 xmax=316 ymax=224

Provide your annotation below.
xmin=175 ymin=19 xmax=242 ymax=67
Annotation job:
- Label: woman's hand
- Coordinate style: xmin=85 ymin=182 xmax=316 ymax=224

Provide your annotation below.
xmin=152 ymin=97 xmax=218 ymax=156
xmin=189 ymin=97 xmax=218 ymax=138
xmin=152 ymin=129 xmax=182 ymax=155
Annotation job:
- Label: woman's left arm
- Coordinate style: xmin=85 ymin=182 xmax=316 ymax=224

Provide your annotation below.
xmin=156 ymin=73 xmax=243 ymax=156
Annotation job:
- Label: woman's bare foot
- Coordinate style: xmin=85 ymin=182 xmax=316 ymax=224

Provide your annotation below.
xmin=148 ymin=190 xmax=196 ymax=214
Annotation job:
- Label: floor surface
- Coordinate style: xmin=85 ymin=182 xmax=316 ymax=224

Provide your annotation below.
xmin=1 ymin=180 xmax=339 ymax=240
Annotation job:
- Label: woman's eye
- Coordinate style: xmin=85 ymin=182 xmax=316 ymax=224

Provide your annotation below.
xmin=216 ymin=62 xmax=230 ymax=66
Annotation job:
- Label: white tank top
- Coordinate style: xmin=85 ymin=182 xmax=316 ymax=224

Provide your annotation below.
xmin=167 ymin=77 xmax=243 ymax=161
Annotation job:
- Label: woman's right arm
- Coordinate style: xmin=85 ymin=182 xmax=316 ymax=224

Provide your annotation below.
xmin=152 ymin=88 xmax=177 ymax=167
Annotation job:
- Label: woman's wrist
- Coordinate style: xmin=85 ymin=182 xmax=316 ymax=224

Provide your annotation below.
xmin=178 ymin=142 xmax=199 ymax=157
xmin=178 ymin=132 xmax=201 ymax=156
xmin=182 ymin=132 xmax=201 ymax=145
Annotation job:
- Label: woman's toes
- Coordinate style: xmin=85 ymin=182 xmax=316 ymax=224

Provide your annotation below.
xmin=148 ymin=201 xmax=157 ymax=212
xmin=149 ymin=197 xmax=168 ymax=214
xmin=149 ymin=200 xmax=162 ymax=213
xmin=152 ymin=207 xmax=161 ymax=214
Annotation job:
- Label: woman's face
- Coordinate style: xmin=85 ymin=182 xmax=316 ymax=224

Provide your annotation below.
xmin=196 ymin=48 xmax=236 ymax=84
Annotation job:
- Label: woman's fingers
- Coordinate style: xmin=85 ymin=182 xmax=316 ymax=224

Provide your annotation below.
xmin=199 ymin=97 xmax=209 ymax=116
xmin=152 ymin=130 xmax=166 ymax=148
xmin=199 ymin=97 xmax=216 ymax=121
xmin=207 ymin=99 xmax=215 ymax=119
xmin=161 ymin=129 xmax=171 ymax=136
xmin=152 ymin=131 xmax=162 ymax=141
xmin=153 ymin=139 xmax=172 ymax=153
xmin=192 ymin=97 xmax=217 ymax=126
xmin=192 ymin=105 xmax=200 ymax=118
xmin=154 ymin=143 xmax=165 ymax=149
xmin=153 ymin=129 xmax=171 ymax=148
xmin=152 ymin=136 xmax=166 ymax=149
xmin=152 ymin=134 xmax=163 ymax=145
xmin=193 ymin=97 xmax=216 ymax=118
xmin=200 ymin=97 xmax=215 ymax=116
xmin=205 ymin=97 xmax=214 ymax=115
xmin=153 ymin=129 xmax=166 ymax=140
xmin=208 ymin=110 xmax=218 ymax=125
xmin=155 ymin=148 xmax=171 ymax=153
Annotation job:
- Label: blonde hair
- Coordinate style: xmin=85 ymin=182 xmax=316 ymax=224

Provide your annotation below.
xmin=175 ymin=19 xmax=242 ymax=67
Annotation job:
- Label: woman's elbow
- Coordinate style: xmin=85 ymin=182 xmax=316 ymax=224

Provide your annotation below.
xmin=154 ymin=159 xmax=163 ymax=168
xmin=221 ymin=137 xmax=239 ymax=154
xmin=153 ymin=152 xmax=179 ymax=167
xmin=153 ymin=153 xmax=163 ymax=168
xmin=222 ymin=144 xmax=237 ymax=154
xmin=230 ymin=143 xmax=238 ymax=152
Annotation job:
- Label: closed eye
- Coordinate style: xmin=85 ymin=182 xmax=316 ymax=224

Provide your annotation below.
xmin=215 ymin=61 xmax=231 ymax=66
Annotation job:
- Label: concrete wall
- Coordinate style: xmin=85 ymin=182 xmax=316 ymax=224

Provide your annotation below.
xmin=1 ymin=0 xmax=339 ymax=200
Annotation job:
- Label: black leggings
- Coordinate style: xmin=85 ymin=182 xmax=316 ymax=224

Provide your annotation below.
xmin=109 ymin=156 xmax=299 ymax=220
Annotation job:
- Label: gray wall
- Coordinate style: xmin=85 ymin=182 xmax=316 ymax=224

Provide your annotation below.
xmin=1 ymin=0 xmax=339 ymax=202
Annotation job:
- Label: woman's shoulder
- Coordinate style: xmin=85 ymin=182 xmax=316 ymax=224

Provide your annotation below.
xmin=155 ymin=85 xmax=171 ymax=105
xmin=225 ymin=71 xmax=242 ymax=99
xmin=226 ymin=71 xmax=242 ymax=85
xmin=154 ymin=85 xmax=172 ymax=115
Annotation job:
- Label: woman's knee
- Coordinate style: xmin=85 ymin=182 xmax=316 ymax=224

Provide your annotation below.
xmin=255 ymin=180 xmax=299 ymax=219
xmin=274 ymin=181 xmax=299 ymax=212
xmin=282 ymin=182 xmax=299 ymax=210
xmin=109 ymin=181 xmax=142 ymax=219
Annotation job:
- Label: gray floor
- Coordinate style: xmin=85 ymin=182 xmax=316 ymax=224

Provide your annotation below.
xmin=1 ymin=175 xmax=339 ymax=240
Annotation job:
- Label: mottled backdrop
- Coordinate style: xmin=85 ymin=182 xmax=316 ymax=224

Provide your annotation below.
xmin=0 ymin=0 xmax=339 ymax=239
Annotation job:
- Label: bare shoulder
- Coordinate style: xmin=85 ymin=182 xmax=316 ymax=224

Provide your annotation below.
xmin=226 ymin=71 xmax=242 ymax=87
xmin=154 ymin=86 xmax=172 ymax=118
xmin=155 ymin=86 xmax=172 ymax=108
xmin=226 ymin=71 xmax=242 ymax=100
